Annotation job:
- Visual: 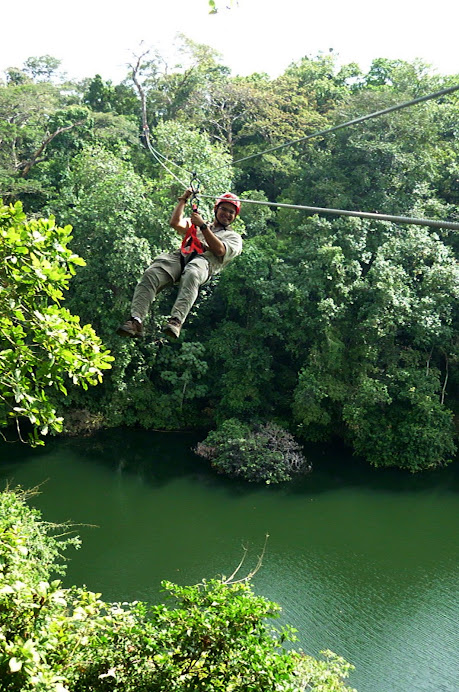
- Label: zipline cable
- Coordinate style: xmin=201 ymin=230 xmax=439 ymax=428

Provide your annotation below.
xmin=131 ymin=59 xmax=194 ymax=187
xmin=135 ymin=67 xmax=459 ymax=231
xmin=148 ymin=138 xmax=194 ymax=178
xmin=200 ymin=84 xmax=459 ymax=176
xmin=197 ymin=193 xmax=459 ymax=230
xmin=143 ymin=135 xmax=190 ymax=188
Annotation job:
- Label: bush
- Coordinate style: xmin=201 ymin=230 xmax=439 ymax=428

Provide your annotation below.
xmin=0 ymin=488 xmax=356 ymax=692
xmin=195 ymin=419 xmax=312 ymax=483
xmin=0 ymin=200 xmax=113 ymax=445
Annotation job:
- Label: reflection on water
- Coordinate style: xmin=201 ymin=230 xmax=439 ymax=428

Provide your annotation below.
xmin=1 ymin=429 xmax=458 ymax=692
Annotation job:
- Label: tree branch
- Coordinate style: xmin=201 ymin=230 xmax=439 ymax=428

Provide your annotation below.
xmin=223 ymin=534 xmax=270 ymax=584
xmin=440 ymin=351 xmax=449 ymax=405
xmin=129 ymin=51 xmax=150 ymax=144
xmin=19 ymin=120 xmax=85 ymax=178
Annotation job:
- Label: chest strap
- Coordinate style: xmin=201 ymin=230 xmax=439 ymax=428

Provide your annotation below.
xmin=181 ymin=223 xmax=204 ymax=256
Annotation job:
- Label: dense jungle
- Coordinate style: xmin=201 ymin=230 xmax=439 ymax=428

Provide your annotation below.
xmin=1 ymin=40 xmax=459 ymax=692
xmin=1 ymin=43 xmax=459 ymax=470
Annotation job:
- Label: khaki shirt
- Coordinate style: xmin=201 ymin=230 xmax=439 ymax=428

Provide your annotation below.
xmin=195 ymin=223 xmax=243 ymax=275
xmin=153 ymin=223 xmax=242 ymax=282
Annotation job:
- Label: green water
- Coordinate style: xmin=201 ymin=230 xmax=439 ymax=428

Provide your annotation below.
xmin=1 ymin=429 xmax=458 ymax=692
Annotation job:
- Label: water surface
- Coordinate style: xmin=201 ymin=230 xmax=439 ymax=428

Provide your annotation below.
xmin=1 ymin=430 xmax=458 ymax=692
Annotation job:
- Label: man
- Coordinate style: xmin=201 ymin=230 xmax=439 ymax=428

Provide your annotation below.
xmin=117 ymin=188 xmax=243 ymax=340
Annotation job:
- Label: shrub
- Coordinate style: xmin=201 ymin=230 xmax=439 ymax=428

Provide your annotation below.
xmin=195 ymin=418 xmax=312 ymax=483
xmin=0 ymin=200 xmax=113 ymax=445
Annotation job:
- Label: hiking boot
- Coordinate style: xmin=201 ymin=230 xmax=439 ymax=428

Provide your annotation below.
xmin=163 ymin=317 xmax=182 ymax=340
xmin=116 ymin=317 xmax=143 ymax=338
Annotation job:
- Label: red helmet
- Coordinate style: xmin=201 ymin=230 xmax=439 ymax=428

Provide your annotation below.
xmin=214 ymin=192 xmax=241 ymax=216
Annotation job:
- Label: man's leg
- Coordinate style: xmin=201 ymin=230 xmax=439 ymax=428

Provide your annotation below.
xmin=164 ymin=259 xmax=209 ymax=340
xmin=118 ymin=257 xmax=180 ymax=338
xmin=130 ymin=264 xmax=175 ymax=320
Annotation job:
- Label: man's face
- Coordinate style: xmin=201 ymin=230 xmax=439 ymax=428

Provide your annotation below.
xmin=216 ymin=203 xmax=237 ymax=226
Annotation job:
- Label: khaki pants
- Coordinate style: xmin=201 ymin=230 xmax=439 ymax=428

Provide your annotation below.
xmin=130 ymin=250 xmax=210 ymax=324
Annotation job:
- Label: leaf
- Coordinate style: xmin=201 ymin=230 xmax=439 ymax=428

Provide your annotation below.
xmin=8 ymin=657 xmax=22 ymax=672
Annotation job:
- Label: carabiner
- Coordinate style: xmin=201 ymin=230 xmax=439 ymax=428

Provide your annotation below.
xmin=189 ymin=172 xmax=200 ymax=192
xmin=189 ymin=172 xmax=201 ymax=212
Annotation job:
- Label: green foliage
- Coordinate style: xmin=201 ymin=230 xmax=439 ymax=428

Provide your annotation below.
xmin=239 ymin=189 xmax=275 ymax=237
xmin=287 ymin=79 xmax=455 ymax=215
xmin=0 ymin=82 xmax=59 ymax=199
xmin=0 ymin=489 xmax=356 ymax=691
xmin=0 ymin=48 xmax=457 ymax=473
xmin=196 ymin=419 xmax=311 ymax=483
xmin=111 ymin=341 xmax=210 ymax=431
xmin=0 ymin=201 xmax=113 ymax=444
xmin=290 ymin=219 xmax=458 ymax=469
xmin=23 ymin=56 xmax=62 ymax=82
xmin=49 ymin=125 xmax=233 ymax=425
xmin=150 ymin=119 xmax=234 ymax=212
xmin=54 ymin=145 xmax=156 ymax=328
xmin=129 ymin=37 xmax=228 ymax=128
xmin=342 ymin=362 xmax=457 ymax=471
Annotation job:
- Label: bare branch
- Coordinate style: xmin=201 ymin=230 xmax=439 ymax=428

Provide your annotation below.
xmin=19 ymin=120 xmax=85 ymax=178
xmin=15 ymin=418 xmax=26 ymax=444
xmin=426 ymin=347 xmax=433 ymax=377
xmin=129 ymin=50 xmax=150 ymax=140
xmin=223 ymin=542 xmax=249 ymax=584
xmin=441 ymin=351 xmax=449 ymax=405
xmin=223 ymin=534 xmax=270 ymax=584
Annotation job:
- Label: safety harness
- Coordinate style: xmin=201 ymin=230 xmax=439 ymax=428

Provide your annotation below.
xmin=180 ymin=179 xmax=205 ymax=271
xmin=180 ymin=204 xmax=204 ymax=257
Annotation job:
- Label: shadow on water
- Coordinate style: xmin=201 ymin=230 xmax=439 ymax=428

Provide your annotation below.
xmin=287 ymin=440 xmax=459 ymax=496
xmin=4 ymin=426 xmax=457 ymax=500
xmin=2 ymin=427 xmax=208 ymax=485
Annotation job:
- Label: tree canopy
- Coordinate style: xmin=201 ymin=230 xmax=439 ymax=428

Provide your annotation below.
xmin=0 ymin=44 xmax=457 ymax=471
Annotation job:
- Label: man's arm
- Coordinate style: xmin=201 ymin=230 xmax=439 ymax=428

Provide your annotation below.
xmin=170 ymin=189 xmax=226 ymax=257
xmin=170 ymin=188 xmax=193 ymax=236
xmin=190 ymin=210 xmax=226 ymax=257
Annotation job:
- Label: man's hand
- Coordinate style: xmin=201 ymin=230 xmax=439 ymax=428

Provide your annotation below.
xmin=177 ymin=187 xmax=193 ymax=202
xmin=191 ymin=215 xmax=226 ymax=257
xmin=190 ymin=210 xmax=206 ymax=228
xmin=171 ymin=189 xmax=194 ymax=233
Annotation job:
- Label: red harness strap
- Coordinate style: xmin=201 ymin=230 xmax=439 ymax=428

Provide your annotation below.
xmin=180 ymin=223 xmax=204 ymax=255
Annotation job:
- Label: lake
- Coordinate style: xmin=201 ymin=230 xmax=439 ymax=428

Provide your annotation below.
xmin=1 ymin=429 xmax=458 ymax=692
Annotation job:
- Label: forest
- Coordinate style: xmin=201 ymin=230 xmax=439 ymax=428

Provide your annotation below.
xmin=1 ymin=41 xmax=458 ymax=474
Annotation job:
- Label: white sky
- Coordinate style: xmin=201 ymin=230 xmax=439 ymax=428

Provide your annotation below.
xmin=1 ymin=0 xmax=458 ymax=83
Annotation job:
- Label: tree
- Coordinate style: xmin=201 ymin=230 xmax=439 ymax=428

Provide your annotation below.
xmin=23 ymin=55 xmax=62 ymax=82
xmin=83 ymin=74 xmax=116 ymax=112
xmin=282 ymin=53 xmax=351 ymax=113
xmin=239 ymin=189 xmax=275 ymax=237
xmin=291 ymin=218 xmax=458 ymax=470
xmin=224 ymin=66 xmax=330 ymax=198
xmin=0 ymin=82 xmax=59 ymax=200
xmin=0 ymin=200 xmax=113 ymax=445
xmin=0 ymin=81 xmax=91 ymax=207
xmin=128 ymin=38 xmax=229 ymax=128
xmin=4 ymin=67 xmax=31 ymax=86
xmin=200 ymin=78 xmax=266 ymax=155
xmin=285 ymin=64 xmax=456 ymax=217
